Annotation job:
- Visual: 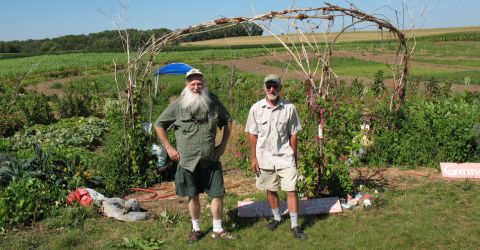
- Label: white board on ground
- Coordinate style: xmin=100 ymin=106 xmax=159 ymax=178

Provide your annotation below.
xmin=237 ymin=197 xmax=342 ymax=217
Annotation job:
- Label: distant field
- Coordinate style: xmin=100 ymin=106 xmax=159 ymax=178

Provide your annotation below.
xmin=183 ymin=26 xmax=480 ymax=46
xmin=1 ymin=26 xmax=479 ymax=89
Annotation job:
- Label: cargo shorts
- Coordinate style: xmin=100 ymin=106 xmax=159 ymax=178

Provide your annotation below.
xmin=256 ymin=166 xmax=298 ymax=192
xmin=175 ymin=159 xmax=225 ymax=197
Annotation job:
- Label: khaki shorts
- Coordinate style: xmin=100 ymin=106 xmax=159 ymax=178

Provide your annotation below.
xmin=175 ymin=160 xmax=225 ymax=197
xmin=256 ymin=167 xmax=298 ymax=192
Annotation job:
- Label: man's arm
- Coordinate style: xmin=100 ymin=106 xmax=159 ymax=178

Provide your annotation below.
xmin=155 ymin=126 xmax=180 ymax=162
xmin=214 ymin=122 xmax=231 ymax=160
xmin=247 ymin=133 xmax=260 ymax=175
xmin=289 ymin=133 xmax=298 ymax=165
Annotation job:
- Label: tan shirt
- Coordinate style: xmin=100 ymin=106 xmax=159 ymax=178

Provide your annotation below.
xmin=245 ymin=98 xmax=301 ymax=170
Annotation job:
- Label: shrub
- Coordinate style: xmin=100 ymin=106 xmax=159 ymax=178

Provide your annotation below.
xmin=54 ymin=82 xmax=99 ymax=118
xmin=18 ymin=93 xmax=55 ymax=126
xmin=365 ymin=94 xmax=480 ymax=167
xmin=0 ymin=113 xmax=24 ymax=137
xmin=351 ymin=78 xmax=365 ymax=97
xmin=100 ymin=111 xmax=158 ymax=196
xmin=296 ymin=96 xmax=362 ymax=197
xmin=371 ymin=70 xmax=385 ymax=96
xmin=0 ymin=176 xmax=64 ymax=229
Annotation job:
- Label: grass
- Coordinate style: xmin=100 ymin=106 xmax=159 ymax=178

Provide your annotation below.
xmin=263 ymin=56 xmax=479 ymax=84
xmin=0 ymin=49 xmax=270 ymax=85
xmin=412 ymin=58 xmax=480 ymax=68
xmin=1 ymin=178 xmax=479 ymax=249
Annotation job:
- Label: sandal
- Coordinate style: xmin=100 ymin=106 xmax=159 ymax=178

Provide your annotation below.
xmin=187 ymin=230 xmax=204 ymax=244
xmin=211 ymin=230 xmax=235 ymax=240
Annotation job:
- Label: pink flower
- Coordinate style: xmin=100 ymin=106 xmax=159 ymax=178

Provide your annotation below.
xmin=234 ymin=151 xmax=242 ymax=158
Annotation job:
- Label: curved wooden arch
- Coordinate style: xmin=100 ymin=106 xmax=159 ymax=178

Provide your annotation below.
xmin=118 ymin=3 xmax=411 ymax=126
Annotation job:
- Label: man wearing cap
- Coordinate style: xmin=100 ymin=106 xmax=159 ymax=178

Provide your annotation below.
xmin=154 ymin=68 xmax=234 ymax=243
xmin=245 ymin=74 xmax=307 ymax=240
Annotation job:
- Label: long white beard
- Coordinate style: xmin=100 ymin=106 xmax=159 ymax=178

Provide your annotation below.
xmin=180 ymin=87 xmax=211 ymax=114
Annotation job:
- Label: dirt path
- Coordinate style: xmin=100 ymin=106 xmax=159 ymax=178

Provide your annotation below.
xmin=24 ymin=72 xmax=114 ymax=97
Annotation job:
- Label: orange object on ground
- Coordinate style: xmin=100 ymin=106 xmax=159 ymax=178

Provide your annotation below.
xmin=67 ymin=188 xmax=94 ymax=208
xmin=128 ymin=188 xmax=176 ymax=201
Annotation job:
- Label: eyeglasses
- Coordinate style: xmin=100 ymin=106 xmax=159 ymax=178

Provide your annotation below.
xmin=265 ymin=83 xmax=279 ymax=89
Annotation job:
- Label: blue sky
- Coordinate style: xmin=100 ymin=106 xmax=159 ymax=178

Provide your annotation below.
xmin=2 ymin=0 xmax=479 ymax=41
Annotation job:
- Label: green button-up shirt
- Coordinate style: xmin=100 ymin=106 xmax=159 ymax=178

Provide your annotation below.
xmin=154 ymin=94 xmax=231 ymax=172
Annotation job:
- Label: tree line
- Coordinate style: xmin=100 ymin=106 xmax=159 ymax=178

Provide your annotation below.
xmin=0 ymin=23 xmax=263 ymax=54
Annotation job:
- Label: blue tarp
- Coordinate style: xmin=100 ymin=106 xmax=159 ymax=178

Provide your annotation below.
xmin=153 ymin=63 xmax=193 ymax=75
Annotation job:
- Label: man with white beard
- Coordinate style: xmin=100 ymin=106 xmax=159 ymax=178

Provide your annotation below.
xmin=154 ymin=68 xmax=234 ymax=243
xmin=245 ymin=74 xmax=307 ymax=240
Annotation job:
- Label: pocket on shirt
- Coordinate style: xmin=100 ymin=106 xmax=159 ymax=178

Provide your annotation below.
xmin=178 ymin=118 xmax=197 ymax=135
xmin=258 ymin=120 xmax=268 ymax=135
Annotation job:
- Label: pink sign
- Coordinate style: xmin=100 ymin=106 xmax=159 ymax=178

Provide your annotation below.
xmin=237 ymin=197 xmax=342 ymax=217
xmin=440 ymin=163 xmax=480 ymax=179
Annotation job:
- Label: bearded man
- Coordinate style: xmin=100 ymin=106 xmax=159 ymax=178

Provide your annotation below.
xmin=154 ymin=68 xmax=234 ymax=243
xmin=245 ymin=74 xmax=307 ymax=240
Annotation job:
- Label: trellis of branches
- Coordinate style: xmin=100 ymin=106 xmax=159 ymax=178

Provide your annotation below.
xmin=112 ymin=2 xmax=414 ymax=189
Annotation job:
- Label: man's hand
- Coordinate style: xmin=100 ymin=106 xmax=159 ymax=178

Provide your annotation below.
xmin=251 ymin=158 xmax=260 ymax=176
xmin=166 ymin=147 xmax=180 ymax=161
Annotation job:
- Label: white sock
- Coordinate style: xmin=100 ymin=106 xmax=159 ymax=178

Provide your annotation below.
xmin=272 ymin=208 xmax=281 ymax=221
xmin=290 ymin=212 xmax=298 ymax=228
xmin=192 ymin=219 xmax=200 ymax=232
xmin=212 ymin=219 xmax=223 ymax=233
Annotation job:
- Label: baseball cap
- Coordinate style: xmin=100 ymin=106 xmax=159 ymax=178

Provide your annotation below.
xmin=264 ymin=74 xmax=281 ymax=85
xmin=185 ymin=68 xmax=203 ymax=79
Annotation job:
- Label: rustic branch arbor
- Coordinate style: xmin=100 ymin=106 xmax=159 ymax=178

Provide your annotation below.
xmin=115 ymin=3 xmax=411 ymax=192
xmin=123 ymin=3 xmax=410 ymax=117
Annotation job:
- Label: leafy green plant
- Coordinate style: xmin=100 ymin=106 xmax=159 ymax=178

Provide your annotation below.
xmin=228 ymin=133 xmax=250 ymax=173
xmin=0 ymin=145 xmax=51 ymax=187
xmin=119 ymin=237 xmax=165 ymax=250
xmin=9 ymin=116 xmax=108 ymax=150
xmin=0 ymin=113 xmax=24 ymax=137
xmin=296 ymin=96 xmax=363 ymax=197
xmin=351 ymin=78 xmax=365 ymax=97
xmin=158 ymin=210 xmax=180 ymax=225
xmin=100 ymin=113 xmax=158 ymax=196
xmin=18 ymin=93 xmax=56 ymax=126
xmin=0 ymin=176 xmax=64 ymax=229
xmin=54 ymin=80 xmax=103 ymax=118
xmin=371 ymin=70 xmax=385 ymax=96
xmin=365 ymin=94 xmax=480 ymax=166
